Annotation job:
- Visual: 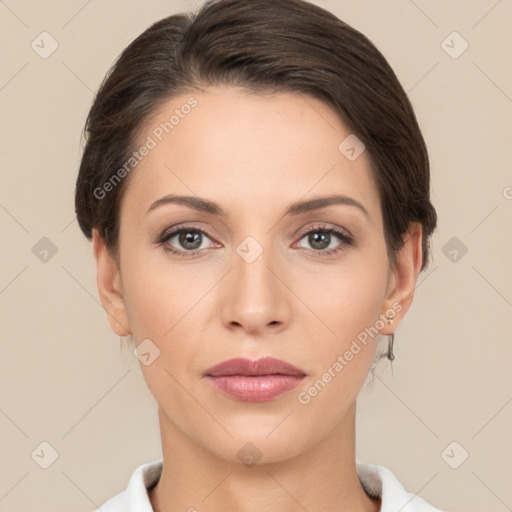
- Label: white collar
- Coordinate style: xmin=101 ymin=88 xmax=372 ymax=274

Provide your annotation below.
xmin=96 ymin=459 xmax=444 ymax=511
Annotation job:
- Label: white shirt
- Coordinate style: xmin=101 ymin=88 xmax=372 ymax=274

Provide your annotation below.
xmin=94 ymin=459 xmax=444 ymax=511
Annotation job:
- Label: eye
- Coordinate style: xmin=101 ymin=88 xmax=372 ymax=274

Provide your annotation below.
xmin=156 ymin=223 xmax=353 ymax=258
xmin=294 ymin=225 xmax=353 ymax=256
xmin=156 ymin=224 xmax=220 ymax=256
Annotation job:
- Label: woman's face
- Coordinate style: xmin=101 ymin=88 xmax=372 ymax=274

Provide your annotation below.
xmin=96 ymin=86 xmax=417 ymax=463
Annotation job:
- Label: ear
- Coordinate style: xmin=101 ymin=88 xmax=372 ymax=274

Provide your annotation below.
xmin=379 ymin=222 xmax=423 ymax=335
xmin=92 ymin=229 xmax=131 ymax=336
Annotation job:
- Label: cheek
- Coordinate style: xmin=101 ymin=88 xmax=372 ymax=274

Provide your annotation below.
xmin=120 ymin=235 xmax=196 ymax=337
xmin=293 ymin=253 xmax=389 ymax=384
xmin=120 ymin=258 xmax=204 ymax=413
xmin=293 ymin=267 xmax=388 ymax=422
xmin=297 ymin=255 xmax=389 ymax=338
xmin=120 ymin=246 xmax=212 ymax=380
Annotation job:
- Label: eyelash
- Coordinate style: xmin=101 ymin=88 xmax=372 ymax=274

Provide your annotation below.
xmin=155 ymin=223 xmax=353 ymax=258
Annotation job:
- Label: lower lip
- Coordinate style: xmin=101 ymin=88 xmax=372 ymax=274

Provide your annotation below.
xmin=205 ymin=375 xmax=305 ymax=402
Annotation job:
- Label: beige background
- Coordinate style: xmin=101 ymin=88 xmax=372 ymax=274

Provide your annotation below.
xmin=1 ymin=0 xmax=511 ymax=511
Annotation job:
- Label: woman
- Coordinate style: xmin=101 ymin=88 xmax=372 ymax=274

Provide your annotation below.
xmin=75 ymin=0 xmax=441 ymax=510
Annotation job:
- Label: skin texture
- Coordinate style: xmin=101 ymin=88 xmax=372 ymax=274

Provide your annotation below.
xmin=93 ymin=86 xmax=423 ymax=512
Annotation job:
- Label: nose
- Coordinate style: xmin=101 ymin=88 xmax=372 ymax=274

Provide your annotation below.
xmin=220 ymin=242 xmax=292 ymax=336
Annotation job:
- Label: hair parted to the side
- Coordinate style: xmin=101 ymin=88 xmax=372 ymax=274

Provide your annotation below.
xmin=75 ymin=0 xmax=437 ymax=270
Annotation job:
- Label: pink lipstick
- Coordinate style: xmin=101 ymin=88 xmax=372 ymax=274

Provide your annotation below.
xmin=203 ymin=356 xmax=306 ymax=402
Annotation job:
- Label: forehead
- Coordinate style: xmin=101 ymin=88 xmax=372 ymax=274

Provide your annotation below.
xmin=121 ymin=86 xmax=380 ymax=221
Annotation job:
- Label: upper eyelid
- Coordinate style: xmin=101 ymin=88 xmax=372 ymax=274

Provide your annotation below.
xmin=298 ymin=223 xmax=352 ymax=238
xmin=162 ymin=224 xmax=218 ymax=240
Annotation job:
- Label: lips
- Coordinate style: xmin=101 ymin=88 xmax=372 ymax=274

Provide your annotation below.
xmin=204 ymin=357 xmax=306 ymax=377
xmin=203 ymin=357 xmax=306 ymax=402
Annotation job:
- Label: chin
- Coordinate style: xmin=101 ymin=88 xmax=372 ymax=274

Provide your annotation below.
xmin=196 ymin=418 xmax=320 ymax=466
xmin=210 ymin=436 xmax=310 ymax=467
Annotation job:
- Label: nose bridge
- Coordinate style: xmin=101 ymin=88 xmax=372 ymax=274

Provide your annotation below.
xmin=220 ymin=234 xmax=290 ymax=333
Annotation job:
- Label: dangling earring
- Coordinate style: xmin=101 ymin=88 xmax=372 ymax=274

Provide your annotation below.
xmin=385 ymin=311 xmax=395 ymax=361
xmin=387 ymin=333 xmax=395 ymax=361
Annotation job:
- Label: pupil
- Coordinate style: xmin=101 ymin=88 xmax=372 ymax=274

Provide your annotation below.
xmin=180 ymin=231 xmax=202 ymax=250
xmin=310 ymin=232 xmax=329 ymax=250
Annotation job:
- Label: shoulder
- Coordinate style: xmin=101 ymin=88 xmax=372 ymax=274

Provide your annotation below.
xmin=356 ymin=460 xmax=445 ymax=512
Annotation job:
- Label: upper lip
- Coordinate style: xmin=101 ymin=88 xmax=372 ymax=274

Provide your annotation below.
xmin=204 ymin=357 xmax=306 ymax=377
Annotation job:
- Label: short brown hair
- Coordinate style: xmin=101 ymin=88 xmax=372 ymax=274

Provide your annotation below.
xmin=75 ymin=0 xmax=437 ymax=270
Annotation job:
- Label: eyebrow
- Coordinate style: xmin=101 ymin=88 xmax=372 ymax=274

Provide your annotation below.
xmin=146 ymin=193 xmax=370 ymax=219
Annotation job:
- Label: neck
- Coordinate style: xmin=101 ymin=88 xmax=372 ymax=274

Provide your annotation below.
xmin=149 ymin=403 xmax=380 ymax=512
